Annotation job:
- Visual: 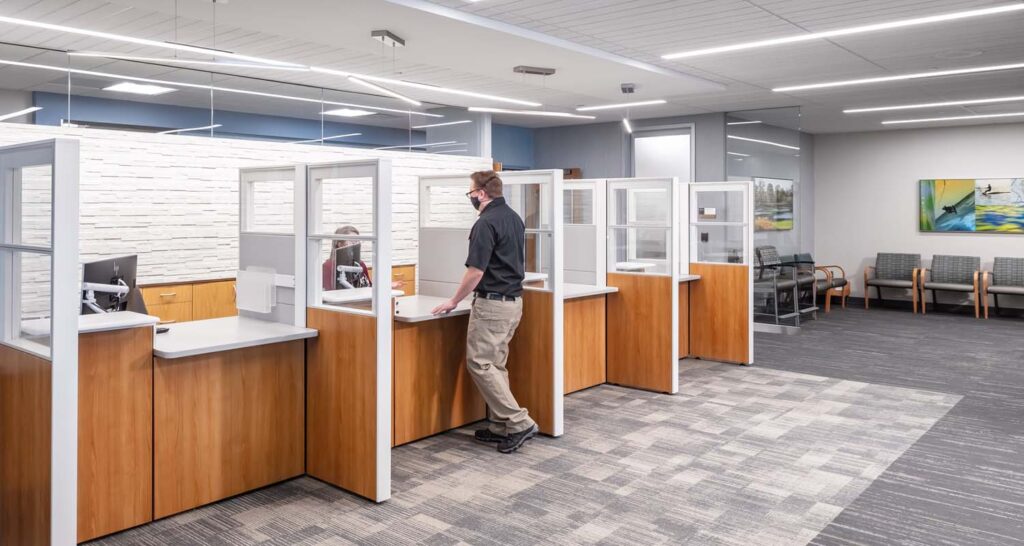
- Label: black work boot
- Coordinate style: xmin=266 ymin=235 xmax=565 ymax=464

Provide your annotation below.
xmin=474 ymin=429 xmax=507 ymax=443
xmin=497 ymin=424 xmax=538 ymax=454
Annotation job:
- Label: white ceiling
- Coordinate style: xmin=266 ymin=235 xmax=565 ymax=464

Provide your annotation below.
xmin=0 ymin=0 xmax=1022 ymax=132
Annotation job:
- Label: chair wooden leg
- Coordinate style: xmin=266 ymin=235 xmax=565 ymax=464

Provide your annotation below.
xmin=920 ymin=288 xmax=926 ymax=315
xmin=984 ymin=291 xmax=989 ymax=319
xmin=825 ymin=290 xmax=832 ymax=313
xmin=974 ymin=288 xmax=980 ymax=319
xmin=843 ymin=286 xmax=850 ymax=308
xmin=865 ymin=286 xmax=870 ymax=309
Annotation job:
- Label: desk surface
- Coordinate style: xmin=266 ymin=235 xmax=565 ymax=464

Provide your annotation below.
xmin=153 ymin=316 xmax=318 ymax=359
xmin=564 ymin=284 xmax=619 ymax=299
xmin=615 ymin=261 xmax=657 ymax=272
xmin=322 ymin=287 xmax=404 ymax=305
xmin=394 ymin=295 xmax=471 ymax=323
xmin=678 ymin=274 xmax=702 ymax=283
xmin=21 ymin=311 xmax=159 ymax=337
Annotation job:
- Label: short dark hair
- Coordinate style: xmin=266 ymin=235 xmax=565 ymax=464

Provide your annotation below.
xmin=470 ymin=170 xmax=503 ymax=198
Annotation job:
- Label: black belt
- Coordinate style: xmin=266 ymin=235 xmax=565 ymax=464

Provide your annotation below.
xmin=475 ymin=292 xmax=518 ymax=302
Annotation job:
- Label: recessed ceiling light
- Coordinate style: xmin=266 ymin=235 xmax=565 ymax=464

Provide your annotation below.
xmin=323 ymin=108 xmax=376 ymax=118
xmin=0 ymin=106 xmax=42 ymax=122
xmin=845 ymin=95 xmax=1024 ymax=113
xmin=348 ymin=76 xmax=421 ymax=106
xmin=727 ymin=135 xmax=799 ymax=151
xmin=774 ymin=61 xmax=1024 ymax=92
xmin=576 ymin=99 xmax=666 ymax=112
xmin=727 ymin=120 xmax=762 ymax=125
xmin=69 ymin=52 xmax=310 ymax=71
xmin=882 ymin=112 xmax=1024 ymax=125
xmin=157 ymin=124 xmax=222 ymax=134
xmin=312 ymin=67 xmax=541 ymax=107
xmin=104 ymin=82 xmax=176 ymax=95
xmin=411 ymin=120 xmax=473 ymax=129
xmin=622 ymin=118 xmax=633 ymax=134
xmin=662 ymin=3 xmax=1024 ymax=60
xmin=468 ymin=107 xmax=596 ymax=119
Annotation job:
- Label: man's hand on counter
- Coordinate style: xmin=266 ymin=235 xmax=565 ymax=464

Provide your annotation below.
xmin=431 ymin=299 xmax=458 ymax=315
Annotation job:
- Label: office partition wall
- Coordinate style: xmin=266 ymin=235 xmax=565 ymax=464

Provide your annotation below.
xmin=304 ymin=159 xmax=393 ymax=502
xmin=688 ymin=182 xmax=754 ymax=365
xmin=0 ymin=139 xmax=80 ymax=545
xmin=418 ymin=170 xmax=564 ymax=437
xmin=564 ymin=179 xmax=607 ymax=287
xmin=605 ymin=177 xmax=682 ymax=394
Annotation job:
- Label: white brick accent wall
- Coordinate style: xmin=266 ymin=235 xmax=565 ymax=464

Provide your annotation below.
xmin=0 ymin=124 xmax=491 ymax=295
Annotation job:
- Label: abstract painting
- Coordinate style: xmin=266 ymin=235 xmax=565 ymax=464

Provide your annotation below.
xmin=919 ymin=178 xmax=1024 ymax=234
xmin=753 ymin=177 xmax=794 ymax=231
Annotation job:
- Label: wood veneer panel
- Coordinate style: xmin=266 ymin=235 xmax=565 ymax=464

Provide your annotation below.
xmin=689 ymin=263 xmax=750 ymax=365
xmin=678 ymin=284 xmax=690 ymax=359
xmin=78 ymin=327 xmax=154 ymax=542
xmin=507 ymin=290 xmax=556 ymax=435
xmin=392 ymin=316 xmax=484 ymax=446
xmin=153 ymin=341 xmax=304 ymax=518
xmin=606 ymin=274 xmax=674 ymax=393
xmin=192 ymin=281 xmax=238 ymax=321
xmin=0 ymin=344 xmax=51 ymax=546
xmin=306 ymin=308 xmax=380 ymax=500
xmin=563 ymin=295 xmax=607 ymax=394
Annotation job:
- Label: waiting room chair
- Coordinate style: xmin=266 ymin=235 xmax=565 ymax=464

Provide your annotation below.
xmin=864 ymin=253 xmax=921 ymax=313
xmin=983 ymin=257 xmax=1024 ymax=319
xmin=920 ymin=254 xmax=981 ymax=318
xmin=800 ymin=256 xmax=849 ymax=313
xmin=754 ymin=246 xmax=800 ymax=325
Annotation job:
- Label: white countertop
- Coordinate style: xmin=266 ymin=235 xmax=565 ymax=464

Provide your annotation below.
xmin=564 ymin=283 xmax=619 ymax=299
xmin=21 ymin=311 xmax=160 ymax=337
xmin=525 ymin=272 xmax=548 ymax=282
xmin=615 ymin=261 xmax=657 ymax=272
xmin=394 ymin=295 xmax=472 ymax=323
xmin=153 ymin=316 xmax=318 ymax=359
xmin=322 ymin=287 xmax=405 ymax=305
xmin=678 ymin=274 xmax=702 ymax=283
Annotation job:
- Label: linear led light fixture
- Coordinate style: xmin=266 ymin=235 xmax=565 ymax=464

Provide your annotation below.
xmin=429 ymin=142 xmax=468 ymax=149
xmin=0 ymin=15 xmax=304 ymax=68
xmin=845 ymin=95 xmax=1024 ymax=113
xmin=373 ymin=141 xmax=458 ymax=150
xmin=68 ymin=51 xmax=310 ymax=71
xmin=312 ymin=67 xmax=541 ymax=107
xmin=468 ymin=107 xmax=596 ymax=120
xmin=727 ymin=135 xmax=799 ymax=151
xmin=774 ymin=61 xmax=1024 ymax=92
xmin=882 ymin=111 xmax=1024 ymax=125
xmin=577 ymin=99 xmax=666 ymax=112
xmin=622 ymin=118 xmax=633 ymax=134
xmin=157 ymin=124 xmax=222 ymax=134
xmin=411 ymin=120 xmax=473 ymax=129
xmin=0 ymin=58 xmax=442 ymax=118
xmin=727 ymin=151 xmax=751 ymax=157
xmin=662 ymin=3 xmax=1024 ymax=60
xmin=291 ymin=132 xmax=362 ymax=144
xmin=0 ymin=106 xmax=42 ymax=122
xmin=104 ymin=82 xmax=176 ymax=95
xmin=348 ymin=76 xmax=421 ymax=106
xmin=323 ymin=108 xmax=376 ymax=118
xmin=727 ymin=120 xmax=762 ymax=125
xmin=435 ymin=149 xmax=470 ymax=154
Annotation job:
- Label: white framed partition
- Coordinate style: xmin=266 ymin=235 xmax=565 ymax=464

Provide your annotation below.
xmin=417 ymin=169 xmax=565 ymax=436
xmin=563 ymin=179 xmax=607 ymax=287
xmin=688 ymin=181 xmax=755 ymax=365
xmin=304 ymin=159 xmax=393 ymax=502
xmin=0 ymin=138 xmax=80 ymax=545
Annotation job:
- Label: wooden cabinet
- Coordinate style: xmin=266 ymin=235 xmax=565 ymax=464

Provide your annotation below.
xmin=140 ymin=279 xmax=237 ymax=324
xmin=367 ymin=264 xmax=417 ymax=296
xmin=193 ymin=281 xmax=237 ymax=321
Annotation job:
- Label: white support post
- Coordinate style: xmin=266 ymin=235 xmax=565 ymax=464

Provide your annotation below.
xmin=373 ymin=159 xmax=393 ymax=501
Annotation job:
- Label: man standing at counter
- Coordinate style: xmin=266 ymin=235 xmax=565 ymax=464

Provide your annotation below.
xmin=431 ymin=170 xmax=539 ymax=454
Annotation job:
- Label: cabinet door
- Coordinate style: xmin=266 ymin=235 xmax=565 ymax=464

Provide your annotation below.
xmin=146 ymin=302 xmax=192 ymax=324
xmin=392 ymin=265 xmax=416 ymax=296
xmin=193 ymin=281 xmax=237 ymax=321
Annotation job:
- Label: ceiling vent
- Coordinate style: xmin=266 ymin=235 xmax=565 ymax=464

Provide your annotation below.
xmin=513 ymin=65 xmax=556 ymax=76
xmin=371 ymin=30 xmax=405 ymax=48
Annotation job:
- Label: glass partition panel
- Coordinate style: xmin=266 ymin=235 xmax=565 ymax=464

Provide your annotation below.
xmin=564 ymin=188 xmax=594 ymax=224
xmin=421 ymin=181 xmax=478 ymax=228
xmin=504 ymin=178 xmax=554 ymax=290
xmin=689 ymin=183 xmax=751 ymax=266
xmin=241 ymin=168 xmax=295 ymax=234
xmin=607 ymin=179 xmax=673 ymax=275
xmin=16 ymin=164 xmax=53 ymax=248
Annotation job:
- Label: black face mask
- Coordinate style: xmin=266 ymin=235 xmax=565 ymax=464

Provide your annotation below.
xmin=470 ymin=195 xmax=482 ymax=210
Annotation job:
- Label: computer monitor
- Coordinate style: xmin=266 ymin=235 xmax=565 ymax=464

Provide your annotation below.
xmin=81 ymin=255 xmax=145 ymax=314
xmin=333 ymin=243 xmax=364 ymax=288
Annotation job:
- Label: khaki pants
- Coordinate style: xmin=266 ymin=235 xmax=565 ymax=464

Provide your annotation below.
xmin=466 ymin=296 xmax=535 ymax=435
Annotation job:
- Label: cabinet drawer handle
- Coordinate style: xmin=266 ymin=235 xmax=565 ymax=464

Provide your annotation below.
xmin=159 ymin=292 xmax=177 ymax=297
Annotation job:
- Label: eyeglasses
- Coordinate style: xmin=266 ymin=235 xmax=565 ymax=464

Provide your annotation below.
xmin=465 ymin=188 xmax=481 ymax=199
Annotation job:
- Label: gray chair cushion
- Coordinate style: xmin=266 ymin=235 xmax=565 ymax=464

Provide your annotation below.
xmin=923 ymin=282 xmax=974 ymax=292
xmin=876 ymin=253 xmax=920 ymax=281
xmin=931 ymin=255 xmax=980 ymax=284
xmin=992 ymin=257 xmax=1024 ymax=287
xmin=831 ymin=278 xmax=849 ymax=289
xmin=988 ymin=285 xmax=1024 ymax=295
xmin=867 ymin=278 xmax=913 ymax=288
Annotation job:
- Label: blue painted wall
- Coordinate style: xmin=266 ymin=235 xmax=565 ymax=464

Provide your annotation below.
xmin=492 ymin=123 xmax=535 ymax=169
xmin=32 ymin=92 xmax=424 ymax=148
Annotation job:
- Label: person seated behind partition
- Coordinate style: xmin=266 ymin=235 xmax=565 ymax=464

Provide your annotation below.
xmin=321 ymin=225 xmax=404 ymax=291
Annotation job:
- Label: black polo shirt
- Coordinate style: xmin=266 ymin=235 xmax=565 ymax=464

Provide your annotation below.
xmin=465 ymin=197 xmax=526 ymax=297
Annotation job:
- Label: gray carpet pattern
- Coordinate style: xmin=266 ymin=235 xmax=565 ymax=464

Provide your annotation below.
xmin=90 ymin=361 xmax=958 ymax=545
xmin=755 ymin=307 xmax=1024 ymax=546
